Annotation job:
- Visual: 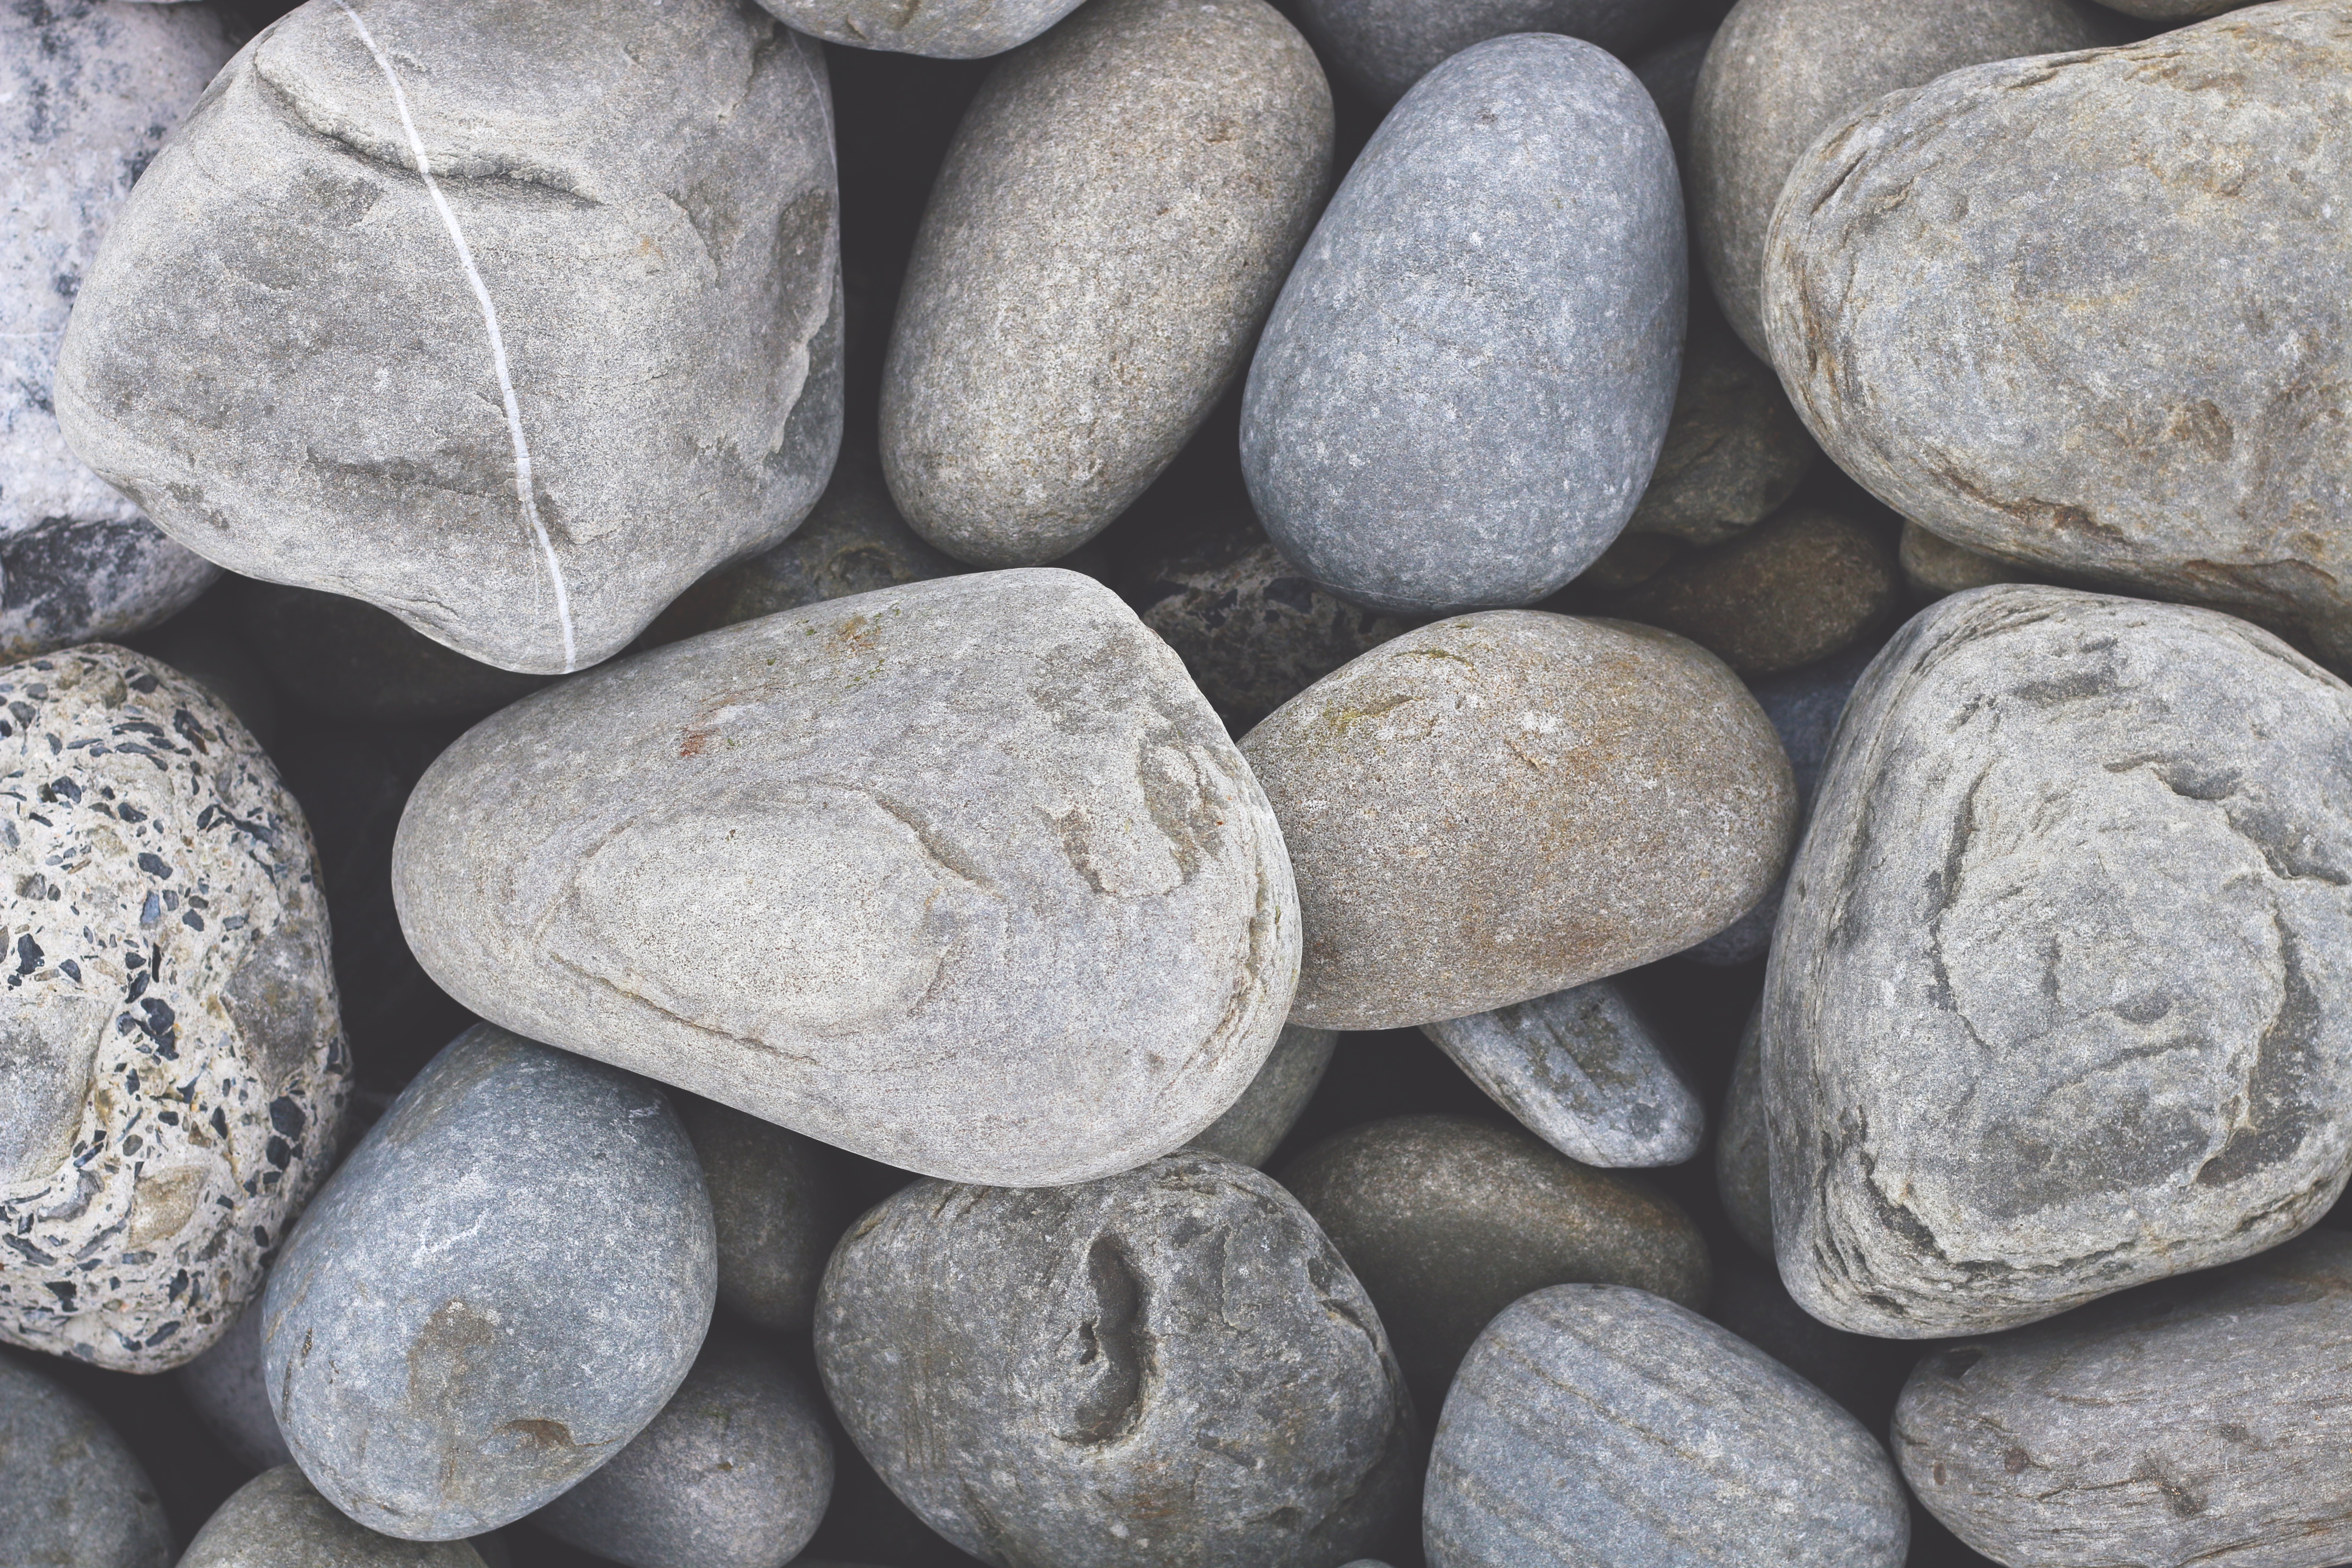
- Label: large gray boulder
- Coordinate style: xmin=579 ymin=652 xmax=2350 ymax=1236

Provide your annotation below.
xmin=56 ymin=0 xmax=842 ymax=675
xmin=1241 ymin=34 xmax=1684 ymax=616
xmin=751 ymin=0 xmax=1083 ymax=56
xmin=394 ymin=570 xmax=1300 ymax=1187
xmin=1292 ymin=0 xmax=1684 ymax=108
xmin=1766 ymin=586 xmax=2352 ymax=1337
xmin=1763 ymin=3 xmax=2352 ymax=664
xmin=0 ymin=1356 xmax=173 ymax=1568
xmin=182 ymin=1466 xmax=488 ymax=1568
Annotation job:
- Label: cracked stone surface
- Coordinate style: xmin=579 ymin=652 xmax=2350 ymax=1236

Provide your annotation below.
xmin=1765 ymin=585 xmax=2352 ymax=1337
xmin=1185 ymin=1022 xmax=1336 ymax=1168
xmin=1292 ymin=0 xmax=1683 ymax=108
xmin=182 ymin=1464 xmax=489 ymax=1567
xmin=0 ymin=645 xmax=347 ymax=1372
xmin=676 ymin=1095 xmax=857 ymax=1335
xmin=263 ymin=1024 xmax=715 ymax=1540
xmin=55 ymin=0 xmax=842 ymax=675
xmin=1763 ymin=2 xmax=2352 ymax=667
xmin=751 ymin=0 xmax=1084 ymax=56
xmin=0 ymin=1354 xmax=172 ymax=1568
xmin=815 ymin=1150 xmax=1414 ymax=1568
xmin=393 ymin=570 xmax=1300 ymax=1187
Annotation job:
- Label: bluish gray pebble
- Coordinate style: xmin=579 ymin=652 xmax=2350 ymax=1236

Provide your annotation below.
xmin=182 ymin=1465 xmax=488 ymax=1567
xmin=676 ymin=1096 xmax=857 ymax=1335
xmin=1292 ymin=0 xmax=1682 ymax=107
xmin=0 ymin=1354 xmax=172 ymax=1568
xmin=1185 ymin=1023 xmax=1337 ymax=1167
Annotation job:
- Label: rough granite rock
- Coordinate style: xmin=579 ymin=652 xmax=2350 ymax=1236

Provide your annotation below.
xmin=55 ymin=0 xmax=843 ymax=676
xmin=1424 ymin=1285 xmax=1910 ymax=1568
xmin=179 ymin=1292 xmax=297 ymax=1473
xmin=1626 ymin=300 xmax=1818 ymax=549
xmin=1241 ymin=610 xmax=1794 ymax=1030
xmin=228 ymin=580 xmax=550 ymax=724
xmin=182 ymin=1465 xmax=489 ymax=1567
xmin=1605 ymin=504 xmax=1899 ymax=677
xmin=1184 ymin=1022 xmax=1336 ymax=1167
xmin=750 ymin=0 xmax=1084 ymax=56
xmin=1421 ymin=982 xmax=1705 ymax=1167
xmin=0 ymin=1354 xmax=173 ymax=1568
xmin=882 ymin=0 xmax=1330 ymax=567
xmin=1764 ymin=3 xmax=2352 ymax=664
xmin=1242 ymin=36 xmax=1684 ymax=615
xmin=1695 ymin=0 xmax=2119 ymax=358
xmin=1900 ymin=520 xmax=2039 ymax=602
xmin=1294 ymin=0 xmax=1686 ymax=108
xmin=1281 ymin=1114 xmax=1711 ymax=1403
xmin=1716 ymin=1005 xmax=1771 ymax=1254
xmin=1766 ymin=586 xmax=2352 ymax=1337
xmin=1896 ymin=1229 xmax=2352 ymax=1568
xmin=263 ymin=1024 xmax=716 ymax=1539
xmin=395 ymin=571 xmax=1297 ymax=1187
xmin=529 ymin=1332 xmax=834 ymax=1568
xmin=0 ymin=646 xmax=347 ymax=1372
xmin=816 ymin=1151 xmax=1414 ymax=1568
xmin=676 ymin=1096 xmax=857 ymax=1335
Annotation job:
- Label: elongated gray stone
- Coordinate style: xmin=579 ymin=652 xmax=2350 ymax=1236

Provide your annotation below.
xmin=1764 ymin=3 xmax=2352 ymax=664
xmin=676 ymin=1096 xmax=856 ymax=1335
xmin=882 ymin=0 xmax=1330 ymax=567
xmin=183 ymin=1466 xmax=488 ymax=1568
xmin=179 ymin=1293 xmax=297 ymax=1474
xmin=394 ymin=570 xmax=1299 ymax=1187
xmin=1185 ymin=1022 xmax=1336 ymax=1167
xmin=1293 ymin=0 xmax=1684 ymax=108
xmin=1243 ymin=35 xmax=1684 ymax=615
xmin=816 ymin=1151 xmax=1413 ymax=1567
xmin=1422 ymin=981 xmax=1705 ymax=1167
xmin=263 ymin=1024 xmax=716 ymax=1539
xmin=0 ymin=1355 xmax=172 ymax=1568
xmin=1425 ymin=1285 xmax=1908 ymax=1567
xmin=751 ymin=0 xmax=1082 ymax=55
xmin=1767 ymin=586 xmax=2352 ymax=1337
xmin=1716 ymin=1005 xmax=1770 ymax=1254
xmin=56 ymin=0 xmax=842 ymax=676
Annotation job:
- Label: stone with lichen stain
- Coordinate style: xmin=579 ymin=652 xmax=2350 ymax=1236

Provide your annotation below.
xmin=0 ymin=1354 xmax=173 ymax=1568
xmin=182 ymin=1464 xmax=487 ymax=1567
xmin=0 ymin=644 xmax=346 ymax=1373
xmin=1762 ymin=1 xmax=2352 ymax=667
xmin=815 ymin=1150 xmax=1413 ymax=1568
xmin=750 ymin=0 xmax=1083 ymax=56
xmin=393 ymin=569 xmax=1300 ymax=1188
xmin=1766 ymin=585 xmax=2352 ymax=1338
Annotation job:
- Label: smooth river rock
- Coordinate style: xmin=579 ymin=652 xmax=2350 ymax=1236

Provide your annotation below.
xmin=394 ymin=570 xmax=1300 ymax=1187
xmin=1625 ymin=299 xmax=1818 ymax=549
xmin=1764 ymin=4 xmax=2352 ymax=664
xmin=676 ymin=1096 xmax=857 ymax=1335
xmin=816 ymin=1151 xmax=1414 ymax=1567
xmin=1896 ymin=1229 xmax=2352 ymax=1568
xmin=0 ymin=646 xmax=348 ymax=1372
xmin=183 ymin=1465 xmax=489 ymax=1568
xmin=1900 ymin=519 xmax=2040 ymax=602
xmin=1421 ymin=981 xmax=1706 ymax=1167
xmin=1715 ymin=1005 xmax=1771 ymax=1254
xmin=228 ymin=580 xmax=550 ymax=724
xmin=1243 ymin=36 xmax=1683 ymax=615
xmin=752 ymin=0 xmax=1083 ymax=55
xmin=1185 ymin=1022 xmax=1337 ymax=1167
xmin=0 ymin=1354 xmax=172 ymax=1568
xmin=179 ymin=1292 xmax=297 ymax=1474
xmin=882 ymin=0 xmax=1330 ymax=566
xmin=1241 ymin=610 xmax=1794 ymax=1030
xmin=56 ymin=0 xmax=843 ymax=675
xmin=263 ymin=1025 xmax=716 ymax=1538
xmin=1767 ymin=586 xmax=2352 ymax=1337
xmin=1293 ymin=0 xmax=1686 ymax=108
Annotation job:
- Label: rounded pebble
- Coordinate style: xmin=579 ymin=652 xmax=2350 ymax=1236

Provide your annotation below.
xmin=1293 ymin=0 xmax=1684 ymax=108
xmin=1184 ymin=1022 xmax=1337 ymax=1168
xmin=182 ymin=1464 xmax=489 ymax=1567
xmin=751 ymin=0 xmax=1084 ymax=56
xmin=1626 ymin=300 xmax=1817 ymax=549
xmin=0 ymin=1354 xmax=172 ymax=1568
xmin=676 ymin=1096 xmax=858 ymax=1335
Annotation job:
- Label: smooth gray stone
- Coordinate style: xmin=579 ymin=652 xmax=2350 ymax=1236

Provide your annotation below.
xmin=178 ymin=1293 xmax=296 ymax=1474
xmin=529 ymin=1332 xmax=834 ymax=1568
xmin=183 ymin=1465 xmax=489 ymax=1567
xmin=1243 ymin=35 xmax=1683 ymax=615
xmin=1715 ymin=1005 xmax=1770 ymax=1255
xmin=1422 ymin=981 xmax=1705 ymax=1167
xmin=676 ymin=1096 xmax=857 ymax=1335
xmin=263 ymin=1024 xmax=716 ymax=1538
xmin=394 ymin=570 xmax=1300 ymax=1187
xmin=0 ymin=1355 xmax=172 ymax=1568
xmin=1626 ymin=297 xmax=1816 ymax=550
xmin=1694 ymin=0 xmax=2118 ymax=358
xmin=751 ymin=0 xmax=1081 ymax=55
xmin=1763 ymin=5 xmax=2352 ymax=666
xmin=1185 ymin=1022 xmax=1336 ymax=1167
xmin=816 ymin=1151 xmax=1414 ymax=1567
xmin=1294 ymin=0 xmax=1684 ymax=108
xmin=1424 ymin=1284 xmax=1909 ymax=1567
xmin=0 ymin=646 xmax=348 ymax=1372
xmin=56 ymin=0 xmax=842 ymax=676
xmin=228 ymin=580 xmax=551 ymax=724
xmin=1767 ymin=586 xmax=2352 ymax=1338
xmin=1899 ymin=1229 xmax=2352 ymax=1568
xmin=882 ymin=0 xmax=1329 ymax=566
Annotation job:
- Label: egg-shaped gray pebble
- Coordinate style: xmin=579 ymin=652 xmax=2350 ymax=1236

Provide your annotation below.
xmin=1185 ymin=1022 xmax=1337 ymax=1167
xmin=182 ymin=1465 xmax=488 ymax=1568
xmin=0 ymin=1354 xmax=172 ymax=1568
xmin=750 ymin=0 xmax=1082 ymax=55
xmin=1293 ymin=0 xmax=1681 ymax=109
xmin=178 ymin=1292 xmax=296 ymax=1474
xmin=676 ymin=1097 xmax=857 ymax=1335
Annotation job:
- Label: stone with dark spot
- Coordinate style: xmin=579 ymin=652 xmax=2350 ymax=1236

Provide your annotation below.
xmin=751 ymin=0 xmax=1084 ymax=56
xmin=394 ymin=570 xmax=1299 ymax=1187
xmin=1766 ymin=585 xmax=2352 ymax=1337
xmin=1625 ymin=299 xmax=1817 ymax=550
xmin=228 ymin=579 xmax=550 ymax=723
xmin=676 ymin=1096 xmax=858 ymax=1334
xmin=263 ymin=1024 xmax=715 ymax=1538
xmin=1185 ymin=1022 xmax=1336 ymax=1167
xmin=0 ymin=1354 xmax=172 ymax=1568
xmin=1293 ymin=0 xmax=1687 ymax=108
xmin=1762 ymin=3 xmax=2352 ymax=665
xmin=815 ymin=1150 xmax=1412 ymax=1566
xmin=183 ymin=1464 xmax=489 ymax=1566
xmin=179 ymin=1291 xmax=298 ymax=1474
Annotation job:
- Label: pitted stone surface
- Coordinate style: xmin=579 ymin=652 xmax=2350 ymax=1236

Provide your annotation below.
xmin=0 ymin=1354 xmax=172 ymax=1568
xmin=1294 ymin=0 xmax=1683 ymax=108
xmin=1184 ymin=1022 xmax=1335 ymax=1168
xmin=751 ymin=0 xmax=1084 ymax=56
xmin=182 ymin=1465 xmax=489 ymax=1567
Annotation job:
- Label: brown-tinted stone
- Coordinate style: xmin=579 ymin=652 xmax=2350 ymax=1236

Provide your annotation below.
xmin=1605 ymin=504 xmax=1900 ymax=677
xmin=1898 ymin=519 xmax=2040 ymax=601
xmin=1626 ymin=300 xmax=1817 ymax=548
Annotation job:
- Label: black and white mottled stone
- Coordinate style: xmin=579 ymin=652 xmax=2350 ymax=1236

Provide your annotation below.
xmin=527 ymin=1331 xmax=833 ymax=1568
xmin=178 ymin=1291 xmax=296 ymax=1473
xmin=882 ymin=0 xmax=1329 ymax=567
xmin=750 ymin=0 xmax=1084 ymax=56
xmin=1716 ymin=1004 xmax=1771 ymax=1256
xmin=816 ymin=1151 xmax=1414 ymax=1567
xmin=1421 ymin=980 xmax=1705 ymax=1167
xmin=55 ymin=0 xmax=842 ymax=676
xmin=1767 ymin=586 xmax=2352 ymax=1337
xmin=263 ymin=1024 xmax=715 ymax=1539
xmin=675 ymin=1096 xmax=856 ymax=1335
xmin=1183 ymin=1022 xmax=1335 ymax=1168
xmin=393 ymin=571 xmax=1300 ymax=1188
xmin=1292 ymin=0 xmax=1684 ymax=108
xmin=0 ymin=0 xmax=227 ymax=657
xmin=0 ymin=646 xmax=348 ymax=1372
xmin=1242 ymin=36 xmax=1683 ymax=615
xmin=182 ymin=1465 xmax=489 ymax=1568
xmin=1424 ymin=1285 xmax=1909 ymax=1568
xmin=0 ymin=1353 xmax=172 ymax=1568
xmin=228 ymin=580 xmax=550 ymax=724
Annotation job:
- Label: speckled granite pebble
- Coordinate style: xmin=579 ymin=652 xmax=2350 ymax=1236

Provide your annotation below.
xmin=1241 ymin=610 xmax=1794 ymax=1029
xmin=0 ymin=1354 xmax=172 ymax=1568
xmin=179 ymin=1291 xmax=295 ymax=1473
xmin=1422 ymin=982 xmax=1704 ymax=1167
xmin=1626 ymin=301 xmax=1816 ymax=549
xmin=183 ymin=1465 xmax=488 ymax=1567
xmin=1900 ymin=520 xmax=2038 ymax=602
xmin=395 ymin=570 xmax=1299 ymax=1187
xmin=816 ymin=1151 xmax=1413 ymax=1567
xmin=1243 ymin=35 xmax=1683 ymax=615
xmin=1605 ymin=504 xmax=1899 ymax=677
xmin=529 ymin=1332 xmax=833 ymax=1568
xmin=1715 ymin=1005 xmax=1770 ymax=1254
xmin=1185 ymin=1022 xmax=1336 ymax=1167
xmin=228 ymin=581 xmax=550 ymax=724
xmin=1425 ymin=1285 xmax=1908 ymax=1567
xmin=1767 ymin=587 xmax=2352 ymax=1337
xmin=676 ymin=1096 xmax=856 ymax=1335
xmin=1294 ymin=0 xmax=1683 ymax=108
xmin=0 ymin=645 xmax=347 ymax=1372
xmin=263 ymin=1024 xmax=715 ymax=1539
xmin=752 ymin=0 xmax=1083 ymax=55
